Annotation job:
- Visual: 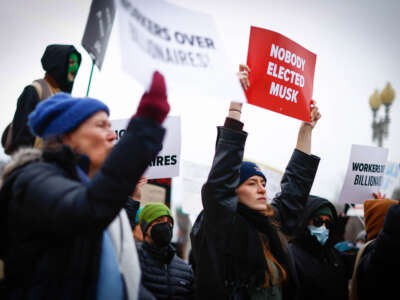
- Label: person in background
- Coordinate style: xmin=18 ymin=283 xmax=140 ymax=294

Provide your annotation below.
xmin=190 ymin=65 xmax=321 ymax=300
xmin=288 ymin=195 xmax=356 ymax=300
xmin=351 ymin=197 xmax=399 ymax=300
xmin=354 ymin=230 xmax=366 ymax=249
xmin=125 ymin=176 xmax=147 ymax=243
xmin=0 ymin=71 xmax=169 ymax=300
xmin=2 ymin=44 xmax=81 ymax=154
xmin=137 ymin=203 xmax=194 ymax=299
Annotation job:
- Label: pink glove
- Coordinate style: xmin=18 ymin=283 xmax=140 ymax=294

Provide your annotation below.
xmin=134 ymin=71 xmax=170 ymax=124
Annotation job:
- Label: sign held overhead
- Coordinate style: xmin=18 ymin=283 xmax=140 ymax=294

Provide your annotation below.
xmin=116 ymin=0 xmax=245 ymax=102
xmin=81 ymin=0 xmax=116 ymax=69
xmin=246 ymin=26 xmax=317 ymax=122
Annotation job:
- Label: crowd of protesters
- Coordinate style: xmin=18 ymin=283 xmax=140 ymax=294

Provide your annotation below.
xmin=0 ymin=44 xmax=398 ymax=300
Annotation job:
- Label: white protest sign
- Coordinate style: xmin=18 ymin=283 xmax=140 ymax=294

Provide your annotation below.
xmin=380 ymin=162 xmax=400 ymax=198
xmin=339 ymin=144 xmax=389 ymax=204
xmin=116 ymin=0 xmax=245 ymax=102
xmin=111 ymin=116 xmax=181 ymax=179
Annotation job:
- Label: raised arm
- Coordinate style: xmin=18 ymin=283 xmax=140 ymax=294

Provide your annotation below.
xmin=296 ymin=100 xmax=321 ymax=155
xmin=271 ymin=101 xmax=321 ymax=236
xmin=201 ymin=65 xmax=249 ymax=212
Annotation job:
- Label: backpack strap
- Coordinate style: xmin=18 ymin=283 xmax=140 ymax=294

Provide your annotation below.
xmin=30 ymin=79 xmax=58 ymax=149
xmin=31 ymin=79 xmax=56 ymax=101
xmin=30 ymin=81 xmax=43 ymax=100
xmin=349 ymin=239 xmax=375 ymax=300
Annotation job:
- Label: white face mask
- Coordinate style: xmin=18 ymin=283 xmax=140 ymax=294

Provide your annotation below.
xmin=356 ymin=242 xmax=364 ymax=249
xmin=308 ymin=225 xmax=330 ymax=245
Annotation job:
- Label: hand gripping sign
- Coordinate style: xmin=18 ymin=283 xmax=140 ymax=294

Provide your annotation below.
xmin=111 ymin=116 xmax=181 ymax=179
xmin=246 ymin=26 xmax=317 ymax=122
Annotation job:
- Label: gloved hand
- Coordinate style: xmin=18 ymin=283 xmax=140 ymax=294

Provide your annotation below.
xmin=134 ymin=71 xmax=170 ymax=124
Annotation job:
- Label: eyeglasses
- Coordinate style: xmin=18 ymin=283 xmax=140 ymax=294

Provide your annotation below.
xmin=312 ymin=217 xmax=333 ymax=229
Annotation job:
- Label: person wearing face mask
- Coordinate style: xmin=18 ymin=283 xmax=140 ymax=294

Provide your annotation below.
xmin=2 ymin=44 xmax=81 ymax=154
xmin=288 ymin=196 xmax=355 ymax=300
xmin=137 ymin=203 xmax=194 ymax=300
xmin=190 ymin=65 xmax=321 ymax=300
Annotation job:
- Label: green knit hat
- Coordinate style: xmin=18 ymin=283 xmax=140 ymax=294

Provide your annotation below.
xmin=311 ymin=205 xmax=334 ymax=220
xmin=139 ymin=203 xmax=173 ymax=235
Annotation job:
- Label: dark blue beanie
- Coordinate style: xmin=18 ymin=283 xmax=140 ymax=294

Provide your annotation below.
xmin=239 ymin=161 xmax=267 ymax=186
xmin=28 ymin=93 xmax=109 ymax=139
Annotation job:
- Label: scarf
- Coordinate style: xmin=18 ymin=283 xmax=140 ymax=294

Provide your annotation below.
xmin=237 ymin=203 xmax=289 ymax=286
xmin=76 ymin=165 xmax=140 ymax=300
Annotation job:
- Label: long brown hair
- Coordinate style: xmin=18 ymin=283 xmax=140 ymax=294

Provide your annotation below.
xmin=259 ymin=205 xmax=287 ymax=287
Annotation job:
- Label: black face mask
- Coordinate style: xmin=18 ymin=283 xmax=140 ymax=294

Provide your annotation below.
xmin=151 ymin=222 xmax=172 ymax=247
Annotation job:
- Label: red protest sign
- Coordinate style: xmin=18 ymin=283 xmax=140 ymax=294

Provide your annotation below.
xmin=246 ymin=26 xmax=317 ymax=122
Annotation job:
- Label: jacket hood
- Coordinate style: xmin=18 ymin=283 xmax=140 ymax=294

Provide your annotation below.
xmin=41 ymin=44 xmax=82 ymax=93
xmin=364 ymin=199 xmax=398 ymax=241
xmin=293 ymin=195 xmax=337 ymax=244
xmin=2 ymin=148 xmax=42 ymax=181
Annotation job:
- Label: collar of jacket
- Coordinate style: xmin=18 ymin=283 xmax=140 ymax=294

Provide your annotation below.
xmin=2 ymin=145 xmax=90 ymax=182
xmin=142 ymin=241 xmax=175 ymax=264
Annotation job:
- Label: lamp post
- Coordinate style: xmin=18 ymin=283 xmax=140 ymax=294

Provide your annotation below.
xmin=369 ymin=82 xmax=396 ymax=147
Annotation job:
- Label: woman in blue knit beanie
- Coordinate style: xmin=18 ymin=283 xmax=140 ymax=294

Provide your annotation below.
xmin=190 ymin=65 xmax=322 ymax=300
xmin=0 ymin=71 xmax=169 ymax=300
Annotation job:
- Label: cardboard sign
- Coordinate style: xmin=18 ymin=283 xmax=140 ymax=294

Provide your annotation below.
xmin=81 ymin=0 xmax=116 ymax=69
xmin=116 ymin=0 xmax=245 ymax=102
xmin=246 ymin=26 xmax=317 ymax=122
xmin=339 ymin=144 xmax=389 ymax=204
xmin=380 ymin=162 xmax=400 ymax=198
xmin=111 ymin=116 xmax=181 ymax=179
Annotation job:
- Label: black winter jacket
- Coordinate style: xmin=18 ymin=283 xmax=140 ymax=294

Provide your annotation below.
xmin=190 ymin=124 xmax=320 ymax=300
xmin=9 ymin=45 xmax=81 ymax=152
xmin=137 ymin=242 xmax=194 ymax=300
xmin=0 ymin=116 xmax=165 ymax=300
xmin=356 ymin=203 xmax=400 ymax=300
xmin=288 ymin=196 xmax=354 ymax=300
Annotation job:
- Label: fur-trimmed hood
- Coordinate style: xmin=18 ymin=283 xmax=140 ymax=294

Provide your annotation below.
xmin=2 ymin=147 xmax=43 ymax=181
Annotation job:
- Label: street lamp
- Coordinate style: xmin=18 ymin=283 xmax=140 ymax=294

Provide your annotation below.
xmin=369 ymin=82 xmax=396 ymax=147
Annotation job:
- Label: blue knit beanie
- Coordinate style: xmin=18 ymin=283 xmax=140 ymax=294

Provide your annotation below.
xmin=239 ymin=161 xmax=267 ymax=186
xmin=28 ymin=93 xmax=109 ymax=139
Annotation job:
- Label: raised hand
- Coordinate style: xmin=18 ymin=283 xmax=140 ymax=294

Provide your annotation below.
xmin=238 ymin=64 xmax=250 ymax=91
xmin=135 ymin=71 xmax=170 ymax=124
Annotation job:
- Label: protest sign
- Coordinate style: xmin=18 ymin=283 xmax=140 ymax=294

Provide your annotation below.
xmin=339 ymin=144 xmax=389 ymax=204
xmin=111 ymin=116 xmax=181 ymax=179
xmin=116 ymin=0 xmax=245 ymax=102
xmin=246 ymin=26 xmax=317 ymax=122
xmin=380 ymin=162 xmax=400 ymax=198
xmin=81 ymin=0 xmax=116 ymax=69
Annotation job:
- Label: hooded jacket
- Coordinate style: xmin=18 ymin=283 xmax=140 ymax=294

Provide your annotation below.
xmin=288 ymin=196 xmax=354 ymax=300
xmin=0 ymin=116 xmax=165 ymax=300
xmin=190 ymin=121 xmax=320 ymax=300
xmin=356 ymin=199 xmax=399 ymax=300
xmin=9 ymin=44 xmax=81 ymax=152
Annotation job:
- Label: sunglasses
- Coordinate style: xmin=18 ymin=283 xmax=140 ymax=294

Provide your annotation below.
xmin=312 ymin=217 xmax=333 ymax=229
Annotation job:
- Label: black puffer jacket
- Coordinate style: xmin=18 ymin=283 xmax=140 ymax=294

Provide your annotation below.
xmin=288 ymin=196 xmax=354 ymax=300
xmin=0 ymin=116 xmax=165 ymax=300
xmin=356 ymin=203 xmax=400 ymax=300
xmin=9 ymin=44 xmax=81 ymax=152
xmin=137 ymin=242 xmax=194 ymax=299
xmin=190 ymin=122 xmax=320 ymax=300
